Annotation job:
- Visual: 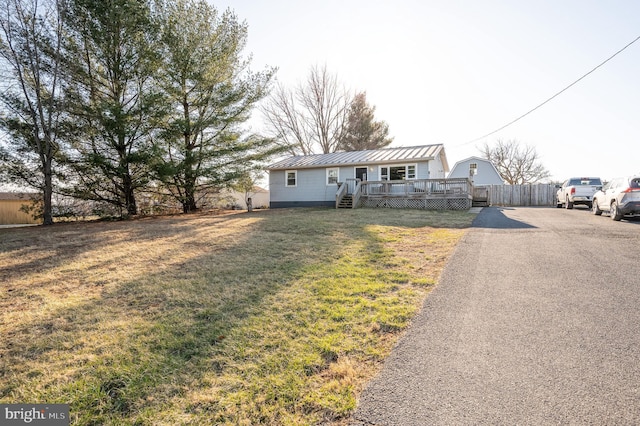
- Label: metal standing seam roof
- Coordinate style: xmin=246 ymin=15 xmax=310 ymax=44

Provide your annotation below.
xmin=267 ymin=144 xmax=444 ymax=170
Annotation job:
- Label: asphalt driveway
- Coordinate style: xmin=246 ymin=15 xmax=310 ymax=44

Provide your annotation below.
xmin=351 ymin=206 xmax=640 ymax=425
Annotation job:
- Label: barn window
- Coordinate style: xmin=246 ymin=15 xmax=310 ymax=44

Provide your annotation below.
xmin=285 ymin=170 xmax=297 ymax=187
xmin=326 ymin=168 xmax=339 ymax=185
xmin=469 ymin=163 xmax=478 ymax=176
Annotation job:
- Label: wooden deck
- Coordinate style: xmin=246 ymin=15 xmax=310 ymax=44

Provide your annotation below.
xmin=336 ymin=178 xmax=473 ymax=210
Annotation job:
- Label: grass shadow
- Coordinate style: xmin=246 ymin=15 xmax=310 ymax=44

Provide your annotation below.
xmin=1 ymin=208 xmax=474 ymax=425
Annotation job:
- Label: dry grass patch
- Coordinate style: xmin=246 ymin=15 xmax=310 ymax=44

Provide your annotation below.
xmin=0 ymin=208 xmax=474 ymax=425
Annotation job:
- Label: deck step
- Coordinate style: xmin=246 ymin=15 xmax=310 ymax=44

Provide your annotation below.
xmin=338 ymin=195 xmax=353 ymax=208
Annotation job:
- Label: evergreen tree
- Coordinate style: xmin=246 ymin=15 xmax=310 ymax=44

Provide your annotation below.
xmin=338 ymin=92 xmax=393 ymax=152
xmin=154 ymin=0 xmax=282 ymax=213
xmin=62 ymin=0 xmax=163 ymax=217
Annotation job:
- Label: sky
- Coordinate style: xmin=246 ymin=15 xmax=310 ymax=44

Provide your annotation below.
xmin=213 ymin=0 xmax=640 ymax=183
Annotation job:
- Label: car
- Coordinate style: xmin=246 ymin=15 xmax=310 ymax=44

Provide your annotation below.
xmin=592 ymin=176 xmax=640 ymax=221
xmin=556 ymin=177 xmax=602 ymax=209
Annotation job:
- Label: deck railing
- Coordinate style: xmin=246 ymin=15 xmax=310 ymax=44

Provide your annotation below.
xmin=335 ymin=181 xmax=348 ymax=207
xmin=352 ymin=180 xmax=363 ymax=207
xmin=345 ymin=178 xmax=360 ymax=194
xmin=337 ymin=178 xmax=473 ymax=210
xmin=361 ymin=178 xmax=472 ymax=197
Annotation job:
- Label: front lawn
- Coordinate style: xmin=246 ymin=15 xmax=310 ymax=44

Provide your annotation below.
xmin=0 ymin=208 xmax=473 ymax=425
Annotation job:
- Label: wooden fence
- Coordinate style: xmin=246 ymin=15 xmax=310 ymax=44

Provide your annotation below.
xmin=482 ymin=184 xmax=556 ymax=207
xmin=0 ymin=199 xmax=39 ymax=224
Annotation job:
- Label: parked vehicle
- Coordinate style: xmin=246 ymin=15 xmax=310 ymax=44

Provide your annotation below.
xmin=556 ymin=177 xmax=602 ymax=209
xmin=592 ymin=176 xmax=640 ymax=220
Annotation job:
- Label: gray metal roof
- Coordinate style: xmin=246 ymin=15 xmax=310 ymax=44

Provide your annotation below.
xmin=268 ymin=144 xmax=445 ymax=170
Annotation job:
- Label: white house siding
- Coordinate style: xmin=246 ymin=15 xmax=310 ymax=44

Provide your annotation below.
xmin=269 ymin=169 xmax=337 ymax=207
xmin=427 ymin=154 xmax=445 ymax=179
xmin=418 ymin=163 xmax=429 ymax=179
xmin=448 ymin=157 xmax=503 ymax=185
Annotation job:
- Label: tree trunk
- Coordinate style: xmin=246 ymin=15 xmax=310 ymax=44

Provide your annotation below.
xmin=42 ymin=160 xmax=54 ymax=225
xmin=123 ymin=171 xmax=137 ymax=216
xmin=182 ymin=193 xmax=197 ymax=214
xmin=181 ymin=97 xmax=198 ymax=214
xmin=182 ymin=168 xmax=197 ymax=213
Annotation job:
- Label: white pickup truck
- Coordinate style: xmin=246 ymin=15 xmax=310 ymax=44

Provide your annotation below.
xmin=556 ymin=177 xmax=603 ymax=209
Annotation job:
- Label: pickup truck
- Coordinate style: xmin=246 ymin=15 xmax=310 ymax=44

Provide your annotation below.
xmin=556 ymin=177 xmax=603 ymax=209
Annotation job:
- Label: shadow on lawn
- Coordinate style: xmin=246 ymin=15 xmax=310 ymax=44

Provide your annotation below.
xmin=1 ymin=212 xmax=283 ymax=411
xmin=0 ymin=212 xmax=247 ymax=284
xmin=0 ymin=208 xmax=473 ymax=424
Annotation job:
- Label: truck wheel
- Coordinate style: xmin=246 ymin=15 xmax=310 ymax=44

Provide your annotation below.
xmin=566 ymin=198 xmax=574 ymax=209
xmin=611 ymin=201 xmax=623 ymax=221
xmin=592 ymin=200 xmax=602 ymax=215
xmin=556 ymin=199 xmax=562 ymax=208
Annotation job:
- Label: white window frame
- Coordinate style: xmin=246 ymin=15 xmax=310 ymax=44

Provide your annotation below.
xmin=380 ymin=166 xmax=388 ymax=181
xmin=469 ymin=163 xmax=478 ymax=176
xmin=326 ymin=167 xmax=339 ymax=186
xmin=379 ymin=164 xmax=417 ymax=181
xmin=407 ymin=164 xmax=416 ymax=179
xmin=285 ymin=170 xmax=297 ymax=187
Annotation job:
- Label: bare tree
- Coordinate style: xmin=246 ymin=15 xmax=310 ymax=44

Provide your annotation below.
xmin=480 ymin=139 xmax=550 ymax=184
xmin=0 ymin=0 xmax=66 ymax=225
xmin=261 ymin=64 xmax=350 ymax=155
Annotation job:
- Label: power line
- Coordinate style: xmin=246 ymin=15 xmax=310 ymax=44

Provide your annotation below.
xmin=460 ymin=34 xmax=640 ymax=147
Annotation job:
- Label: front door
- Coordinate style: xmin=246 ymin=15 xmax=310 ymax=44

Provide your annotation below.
xmin=355 ymin=167 xmax=367 ymax=182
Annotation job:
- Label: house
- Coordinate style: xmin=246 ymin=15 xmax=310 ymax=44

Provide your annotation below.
xmin=206 ymin=186 xmax=270 ymax=210
xmin=267 ymin=144 xmax=453 ymax=209
xmin=225 ymin=186 xmax=270 ymax=210
xmin=0 ymin=192 xmax=40 ymax=225
xmin=448 ymin=156 xmax=504 ymax=185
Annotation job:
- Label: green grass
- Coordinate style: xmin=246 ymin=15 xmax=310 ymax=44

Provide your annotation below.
xmin=0 ymin=208 xmax=474 ymax=425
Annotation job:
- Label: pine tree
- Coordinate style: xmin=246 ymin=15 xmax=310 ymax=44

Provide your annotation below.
xmin=62 ymin=0 xmax=162 ymax=217
xmin=338 ymin=92 xmax=393 ymax=152
xmin=153 ymin=0 xmax=282 ymax=213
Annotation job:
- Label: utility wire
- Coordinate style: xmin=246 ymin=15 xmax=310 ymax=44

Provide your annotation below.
xmin=460 ymin=34 xmax=640 ymax=146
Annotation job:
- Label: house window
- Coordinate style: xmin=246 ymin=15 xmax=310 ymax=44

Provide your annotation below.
xmin=381 ymin=167 xmax=388 ymax=181
xmin=326 ymin=168 xmax=339 ymax=185
xmin=380 ymin=164 xmax=417 ymax=181
xmin=469 ymin=163 xmax=478 ymax=176
xmin=285 ymin=170 xmax=297 ymax=187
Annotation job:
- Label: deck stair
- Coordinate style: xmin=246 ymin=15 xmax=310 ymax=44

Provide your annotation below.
xmin=337 ymin=194 xmax=353 ymax=208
